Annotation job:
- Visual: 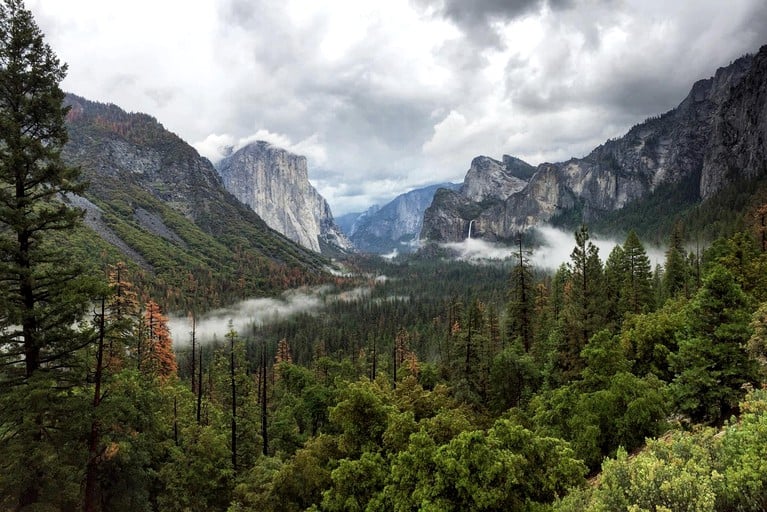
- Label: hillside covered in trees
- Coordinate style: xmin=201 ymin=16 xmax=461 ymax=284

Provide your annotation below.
xmin=3 ymin=1 xmax=767 ymax=511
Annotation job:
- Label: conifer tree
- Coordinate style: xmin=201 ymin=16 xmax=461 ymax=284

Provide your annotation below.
xmin=0 ymin=0 xmax=96 ymax=383
xmin=603 ymin=244 xmax=626 ymax=327
xmin=506 ymin=235 xmax=534 ymax=351
xmin=144 ymin=300 xmax=177 ymax=381
xmin=671 ymin=265 xmax=758 ymax=424
xmin=227 ymin=327 xmax=238 ymax=474
xmin=105 ymin=261 xmax=140 ymax=368
xmin=663 ymin=223 xmax=689 ymax=300
xmin=558 ymin=225 xmax=604 ymax=381
xmin=0 ymin=2 xmax=98 ymax=508
xmin=274 ymin=337 xmax=292 ymax=383
xmin=620 ymin=230 xmax=654 ymax=315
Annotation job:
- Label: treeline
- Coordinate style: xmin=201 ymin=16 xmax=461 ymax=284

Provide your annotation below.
xmin=158 ymin=221 xmax=767 ymax=511
xmin=4 ymin=1 xmax=767 ymax=510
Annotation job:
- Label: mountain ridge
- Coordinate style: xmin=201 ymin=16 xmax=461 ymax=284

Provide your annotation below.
xmin=345 ymin=182 xmax=460 ymax=253
xmin=216 ymin=141 xmax=353 ymax=254
xmin=61 ymin=94 xmax=329 ymax=311
xmin=421 ymin=48 xmax=764 ymax=242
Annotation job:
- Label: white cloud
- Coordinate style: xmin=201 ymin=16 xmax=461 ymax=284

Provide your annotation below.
xmin=168 ymin=285 xmax=374 ymax=345
xmin=528 ymin=226 xmax=666 ymax=271
xmin=27 ymin=0 xmax=767 ymax=215
xmin=193 ymin=130 xmax=327 ymax=168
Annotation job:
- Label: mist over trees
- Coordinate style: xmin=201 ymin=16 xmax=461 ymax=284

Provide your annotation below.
xmin=2 ymin=1 xmax=767 ymax=511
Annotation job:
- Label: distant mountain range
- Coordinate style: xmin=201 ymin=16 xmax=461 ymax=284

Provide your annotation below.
xmin=57 ymin=42 xmax=767 ymax=296
xmin=338 ymin=183 xmax=460 ymax=254
xmin=421 ymin=45 xmax=767 ymax=243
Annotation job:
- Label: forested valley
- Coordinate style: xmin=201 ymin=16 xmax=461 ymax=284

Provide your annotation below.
xmin=3 ymin=1 xmax=767 ymax=511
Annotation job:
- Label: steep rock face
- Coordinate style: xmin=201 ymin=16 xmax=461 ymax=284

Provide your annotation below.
xmin=423 ymin=47 xmax=766 ymax=242
xmin=62 ymin=94 xmax=326 ymax=286
xmin=349 ymin=183 xmax=459 ymax=253
xmin=461 ymin=156 xmax=529 ymax=202
xmin=421 ymin=155 xmax=535 ymax=241
xmin=216 ymin=142 xmax=353 ymax=253
xmin=700 ymin=50 xmax=767 ymax=198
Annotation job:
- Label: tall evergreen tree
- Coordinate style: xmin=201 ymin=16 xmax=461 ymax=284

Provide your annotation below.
xmin=603 ymin=244 xmax=626 ymax=328
xmin=506 ymin=235 xmax=534 ymax=351
xmin=620 ymin=230 xmax=654 ymax=315
xmin=0 ymin=2 xmax=98 ymax=508
xmin=0 ymin=0 xmax=95 ymax=383
xmin=663 ymin=223 xmax=689 ymax=300
xmin=558 ymin=225 xmax=604 ymax=381
xmin=670 ymin=265 xmax=758 ymax=424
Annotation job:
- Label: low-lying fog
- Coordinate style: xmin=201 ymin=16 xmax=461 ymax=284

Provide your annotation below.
xmin=169 ymin=226 xmax=667 ymax=345
xmin=441 ymin=225 xmax=666 ymax=270
xmin=167 ymin=285 xmax=372 ymax=346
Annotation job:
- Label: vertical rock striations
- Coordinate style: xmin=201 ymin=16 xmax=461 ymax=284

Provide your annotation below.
xmin=216 ymin=141 xmax=353 ymax=253
xmin=422 ymin=46 xmax=767 ymax=242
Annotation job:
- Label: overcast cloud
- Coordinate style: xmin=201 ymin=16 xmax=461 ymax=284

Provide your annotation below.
xmin=27 ymin=0 xmax=767 ymax=214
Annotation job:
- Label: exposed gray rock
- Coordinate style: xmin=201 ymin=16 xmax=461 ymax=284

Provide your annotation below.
xmin=422 ymin=155 xmax=536 ymax=241
xmin=461 ymin=156 xmax=528 ymax=202
xmin=61 ymin=94 xmax=325 ymax=277
xmin=422 ymin=47 xmax=767 ymax=242
xmin=349 ymin=183 xmax=460 ymax=253
xmin=134 ymin=207 xmax=187 ymax=247
xmin=65 ymin=194 xmax=153 ymax=271
xmin=216 ymin=141 xmax=353 ymax=253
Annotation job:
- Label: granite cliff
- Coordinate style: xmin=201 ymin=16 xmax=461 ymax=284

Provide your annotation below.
xmin=422 ymin=46 xmax=767 ymax=242
xmin=345 ymin=183 xmax=460 ymax=254
xmin=216 ymin=142 xmax=353 ymax=254
xmin=61 ymin=94 xmax=327 ymax=305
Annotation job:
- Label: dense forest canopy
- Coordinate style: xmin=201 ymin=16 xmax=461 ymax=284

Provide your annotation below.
xmin=2 ymin=2 xmax=767 ymax=511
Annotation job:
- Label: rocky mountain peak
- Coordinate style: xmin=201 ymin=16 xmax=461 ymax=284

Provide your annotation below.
xmin=422 ymin=45 xmax=767 ymax=243
xmin=460 ymin=155 xmax=530 ymax=202
xmin=342 ymin=183 xmax=460 ymax=254
xmin=216 ymin=141 xmax=353 ymax=253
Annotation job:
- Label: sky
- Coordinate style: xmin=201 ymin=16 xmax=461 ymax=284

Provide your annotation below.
xmin=27 ymin=0 xmax=767 ymax=215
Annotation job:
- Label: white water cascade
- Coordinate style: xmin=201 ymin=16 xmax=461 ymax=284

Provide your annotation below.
xmin=467 ymin=220 xmax=475 ymax=239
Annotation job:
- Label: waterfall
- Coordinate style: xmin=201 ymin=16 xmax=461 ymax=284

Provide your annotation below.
xmin=467 ymin=220 xmax=475 ymax=239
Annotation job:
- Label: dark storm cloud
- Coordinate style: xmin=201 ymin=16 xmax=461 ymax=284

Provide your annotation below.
xmin=415 ymin=0 xmax=576 ymax=46
xmin=502 ymin=0 xmax=767 ymax=122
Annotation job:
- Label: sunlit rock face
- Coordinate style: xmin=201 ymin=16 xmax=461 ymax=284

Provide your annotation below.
xmin=423 ymin=47 xmax=767 ymax=242
xmin=217 ymin=141 xmax=353 ymax=253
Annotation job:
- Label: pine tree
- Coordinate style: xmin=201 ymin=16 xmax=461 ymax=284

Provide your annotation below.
xmin=144 ymin=300 xmax=177 ymax=381
xmin=0 ymin=2 xmax=99 ymax=508
xmin=506 ymin=235 xmax=535 ymax=351
xmin=0 ymin=0 xmax=96 ymax=383
xmin=663 ymin=223 xmax=689 ymax=300
xmin=558 ymin=225 xmax=604 ymax=381
xmin=227 ymin=327 xmax=238 ymax=474
xmin=620 ymin=230 xmax=654 ymax=315
xmin=606 ymin=230 xmax=654 ymax=322
xmin=105 ymin=261 xmax=140 ymax=369
xmin=274 ymin=337 xmax=292 ymax=382
xmin=603 ymin=244 xmax=626 ymax=328
xmin=671 ymin=265 xmax=758 ymax=424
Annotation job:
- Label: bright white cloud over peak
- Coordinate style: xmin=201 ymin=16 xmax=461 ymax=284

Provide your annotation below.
xmin=27 ymin=0 xmax=767 ymax=215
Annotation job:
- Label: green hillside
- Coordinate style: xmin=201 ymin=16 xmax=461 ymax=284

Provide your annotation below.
xmin=61 ymin=94 xmax=330 ymax=312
